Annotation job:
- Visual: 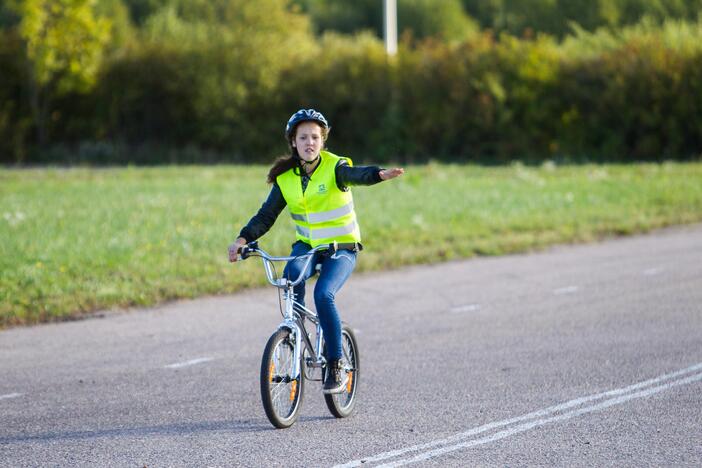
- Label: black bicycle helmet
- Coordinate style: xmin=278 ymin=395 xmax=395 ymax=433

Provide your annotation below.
xmin=285 ymin=109 xmax=329 ymax=142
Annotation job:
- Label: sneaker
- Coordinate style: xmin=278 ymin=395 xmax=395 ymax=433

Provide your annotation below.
xmin=323 ymin=359 xmax=348 ymax=394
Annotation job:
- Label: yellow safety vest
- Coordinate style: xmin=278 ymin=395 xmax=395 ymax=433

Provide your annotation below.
xmin=277 ymin=151 xmax=361 ymax=247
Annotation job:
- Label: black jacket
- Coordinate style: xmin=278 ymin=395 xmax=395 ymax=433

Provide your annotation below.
xmin=238 ymin=159 xmax=383 ymax=242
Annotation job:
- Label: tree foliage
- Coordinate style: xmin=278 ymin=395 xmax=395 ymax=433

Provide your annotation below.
xmin=10 ymin=0 xmax=112 ymax=148
xmin=461 ymin=0 xmax=702 ymax=38
xmin=17 ymin=0 xmax=111 ymax=91
xmin=293 ymin=0 xmax=478 ymax=41
xmin=1 ymin=0 xmax=701 ymax=163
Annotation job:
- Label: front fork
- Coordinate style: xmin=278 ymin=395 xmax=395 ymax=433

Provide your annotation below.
xmin=280 ymin=288 xmax=325 ymax=380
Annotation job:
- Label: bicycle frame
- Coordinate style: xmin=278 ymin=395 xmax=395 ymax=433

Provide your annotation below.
xmin=244 ymin=242 xmax=330 ymax=381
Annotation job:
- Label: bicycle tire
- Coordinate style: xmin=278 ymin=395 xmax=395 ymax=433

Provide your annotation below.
xmin=323 ymin=323 xmax=360 ymax=418
xmin=260 ymin=328 xmax=305 ymax=428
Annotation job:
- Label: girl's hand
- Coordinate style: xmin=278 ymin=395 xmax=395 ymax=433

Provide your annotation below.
xmin=228 ymin=237 xmax=248 ymax=262
xmin=379 ymin=167 xmax=405 ymax=180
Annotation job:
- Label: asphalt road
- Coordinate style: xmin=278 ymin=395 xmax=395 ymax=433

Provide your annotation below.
xmin=2 ymin=224 xmax=701 ymax=467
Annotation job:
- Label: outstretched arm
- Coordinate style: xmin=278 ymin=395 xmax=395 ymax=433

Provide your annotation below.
xmin=335 ymin=161 xmax=404 ymax=190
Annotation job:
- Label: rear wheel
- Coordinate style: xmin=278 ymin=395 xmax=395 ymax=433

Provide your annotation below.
xmin=260 ymin=328 xmax=304 ymax=428
xmin=323 ymin=324 xmax=359 ymax=418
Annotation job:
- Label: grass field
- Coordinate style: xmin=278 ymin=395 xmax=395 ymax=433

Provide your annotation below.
xmin=2 ymin=162 xmax=702 ymax=327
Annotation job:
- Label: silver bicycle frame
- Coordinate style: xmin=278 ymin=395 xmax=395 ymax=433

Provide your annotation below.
xmin=253 ymin=245 xmax=329 ymax=380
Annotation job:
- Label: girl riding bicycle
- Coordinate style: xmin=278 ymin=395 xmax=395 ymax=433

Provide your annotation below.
xmin=229 ymin=108 xmax=404 ymax=394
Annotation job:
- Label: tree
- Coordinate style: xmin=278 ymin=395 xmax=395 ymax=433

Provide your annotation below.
xmin=102 ymin=0 xmax=317 ymax=153
xmin=292 ymin=0 xmax=381 ymax=36
xmin=461 ymin=0 xmax=702 ymax=38
xmin=294 ymin=0 xmax=478 ymax=41
xmin=118 ymin=0 xmax=170 ymax=25
xmin=13 ymin=0 xmax=112 ymax=146
xmin=399 ymin=0 xmax=478 ymax=41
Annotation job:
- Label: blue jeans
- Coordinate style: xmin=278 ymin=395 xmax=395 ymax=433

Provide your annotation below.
xmin=283 ymin=241 xmax=357 ymax=361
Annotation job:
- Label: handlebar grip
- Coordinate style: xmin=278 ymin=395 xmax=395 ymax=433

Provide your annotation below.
xmin=239 ymin=240 xmax=258 ymax=260
xmin=239 ymin=246 xmax=251 ymax=260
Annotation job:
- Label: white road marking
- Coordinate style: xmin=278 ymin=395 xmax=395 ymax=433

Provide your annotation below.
xmin=0 ymin=393 xmax=23 ymax=400
xmin=335 ymin=362 xmax=702 ymax=468
xmin=164 ymin=357 xmax=214 ymax=369
xmin=449 ymin=304 xmax=480 ymax=313
xmin=553 ymin=285 xmax=579 ymax=295
xmin=380 ymin=370 xmax=702 ymax=467
xmin=643 ymin=268 xmax=662 ymax=276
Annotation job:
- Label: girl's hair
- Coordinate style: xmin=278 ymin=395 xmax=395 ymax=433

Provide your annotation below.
xmin=266 ymin=123 xmax=329 ymax=184
xmin=267 ymin=155 xmax=300 ymax=183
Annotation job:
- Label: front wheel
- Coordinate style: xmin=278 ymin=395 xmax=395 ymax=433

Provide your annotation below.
xmin=323 ymin=323 xmax=360 ymax=418
xmin=260 ymin=328 xmax=304 ymax=428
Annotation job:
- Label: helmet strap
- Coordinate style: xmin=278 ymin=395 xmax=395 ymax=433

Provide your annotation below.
xmin=292 ymin=147 xmax=320 ymax=169
xmin=301 ymin=154 xmax=320 ymax=166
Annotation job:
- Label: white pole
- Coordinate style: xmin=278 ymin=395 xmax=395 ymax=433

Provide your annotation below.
xmin=384 ymin=0 xmax=397 ymax=56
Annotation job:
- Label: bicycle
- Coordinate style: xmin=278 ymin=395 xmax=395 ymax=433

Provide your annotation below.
xmin=238 ymin=241 xmax=360 ymax=429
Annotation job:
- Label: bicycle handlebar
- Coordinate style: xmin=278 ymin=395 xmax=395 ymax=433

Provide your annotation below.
xmin=238 ymin=241 xmax=361 ymax=288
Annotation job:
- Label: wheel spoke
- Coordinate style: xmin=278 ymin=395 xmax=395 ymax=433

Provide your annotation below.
xmin=331 ymin=330 xmax=356 ymax=408
xmin=269 ymin=339 xmax=297 ymax=418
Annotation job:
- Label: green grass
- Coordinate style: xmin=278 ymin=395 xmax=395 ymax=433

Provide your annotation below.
xmin=2 ymin=162 xmax=702 ymax=327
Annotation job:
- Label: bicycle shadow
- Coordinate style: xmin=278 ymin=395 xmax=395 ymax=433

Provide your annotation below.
xmin=0 ymin=418 xmax=273 ymax=444
xmin=0 ymin=413 xmax=345 ymax=445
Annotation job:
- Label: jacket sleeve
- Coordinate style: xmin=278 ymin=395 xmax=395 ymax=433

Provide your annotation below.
xmin=335 ymin=160 xmax=383 ymax=191
xmin=237 ymin=183 xmax=287 ymax=242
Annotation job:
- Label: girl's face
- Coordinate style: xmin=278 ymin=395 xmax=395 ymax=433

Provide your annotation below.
xmin=292 ymin=121 xmax=324 ymax=162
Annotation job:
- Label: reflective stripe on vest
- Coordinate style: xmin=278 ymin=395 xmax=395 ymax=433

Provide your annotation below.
xmin=277 ymin=151 xmax=361 ymax=248
xmin=290 ymin=201 xmax=354 ymax=224
xmin=295 ymin=219 xmax=358 ymax=240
